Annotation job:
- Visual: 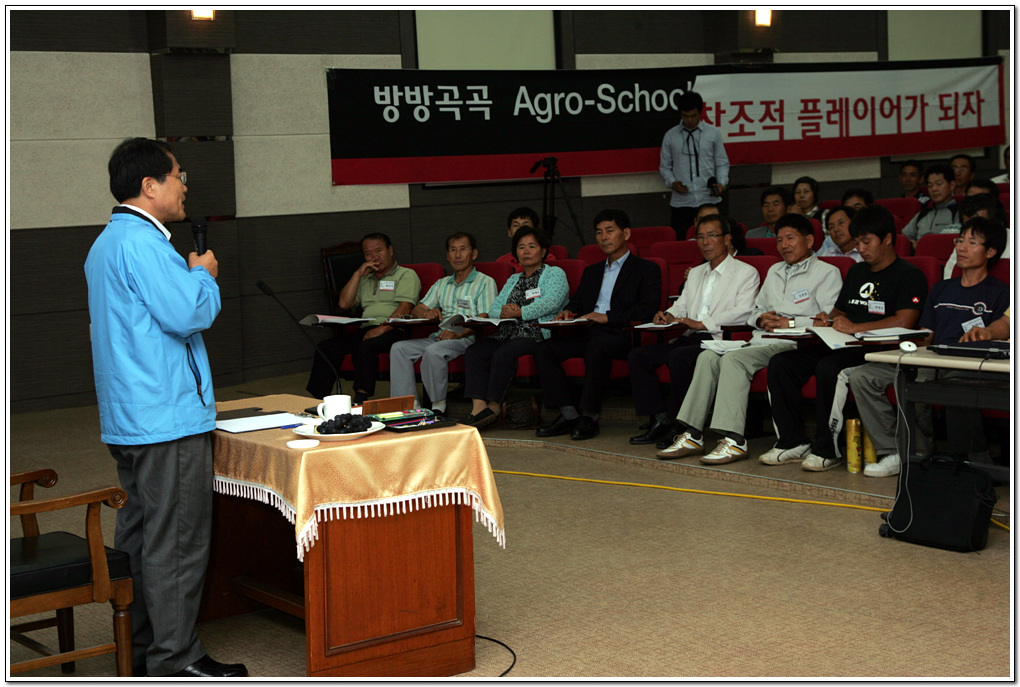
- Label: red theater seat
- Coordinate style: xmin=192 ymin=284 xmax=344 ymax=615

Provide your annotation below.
xmin=576 ymin=242 xmax=639 ymax=265
xmin=630 ymin=226 xmax=675 ymax=256
xmin=915 ymin=234 xmax=958 ymax=266
xmin=819 ymin=256 xmax=857 ymax=280
xmin=903 ymin=256 xmax=943 ymax=290
xmin=645 ymin=241 xmax=704 ymax=296
xmin=745 ymin=237 xmax=781 ymax=259
xmin=474 ymin=261 xmax=514 ymax=291
xmin=875 ymin=197 xmax=922 ymax=231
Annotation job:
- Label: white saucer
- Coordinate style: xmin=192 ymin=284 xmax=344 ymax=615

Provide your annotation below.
xmin=287 ymin=439 xmax=320 ymax=449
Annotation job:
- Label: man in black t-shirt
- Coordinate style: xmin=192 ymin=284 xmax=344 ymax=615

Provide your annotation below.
xmin=760 ymin=205 xmax=929 ymax=471
xmin=848 ymin=217 xmax=1009 ymax=476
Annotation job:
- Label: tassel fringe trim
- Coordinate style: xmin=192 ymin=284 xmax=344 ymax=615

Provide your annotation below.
xmin=214 ymin=477 xmax=505 ymax=562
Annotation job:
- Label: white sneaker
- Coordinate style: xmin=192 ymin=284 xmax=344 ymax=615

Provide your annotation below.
xmin=656 ymin=431 xmax=704 ymax=460
xmin=758 ymin=443 xmax=809 ymax=465
xmin=864 ymin=453 xmax=901 ymax=477
xmin=801 ymin=452 xmax=843 ymax=472
xmin=700 ymin=437 xmax=749 ymax=465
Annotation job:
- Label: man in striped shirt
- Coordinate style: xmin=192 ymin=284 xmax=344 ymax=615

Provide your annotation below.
xmin=389 ymin=232 xmax=497 ymax=415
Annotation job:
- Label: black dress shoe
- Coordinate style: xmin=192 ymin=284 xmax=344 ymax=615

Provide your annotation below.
xmin=629 ymin=420 xmax=675 ymax=445
xmin=570 ymin=416 xmax=600 ymax=440
xmin=168 ymin=654 xmax=248 ymax=678
xmin=536 ymin=414 xmax=580 ymax=437
xmin=656 ymin=428 xmax=681 ymax=450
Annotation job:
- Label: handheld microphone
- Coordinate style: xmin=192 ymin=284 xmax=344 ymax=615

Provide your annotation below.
xmin=256 ymin=280 xmax=342 ymax=397
xmin=192 ymin=216 xmax=208 ymax=255
xmin=707 ymin=177 xmax=720 ymax=196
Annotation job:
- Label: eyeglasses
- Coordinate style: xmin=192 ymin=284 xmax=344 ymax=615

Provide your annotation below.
xmin=696 ymin=233 xmax=724 ymax=241
xmin=165 ymin=171 xmax=187 ymax=185
xmin=953 ymin=238 xmax=986 ymax=247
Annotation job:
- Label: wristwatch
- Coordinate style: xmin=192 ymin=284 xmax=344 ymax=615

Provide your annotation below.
xmin=788 ymin=319 xmax=796 ymax=328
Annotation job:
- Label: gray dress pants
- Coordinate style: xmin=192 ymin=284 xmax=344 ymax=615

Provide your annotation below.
xmin=388 ymin=335 xmax=473 ymax=405
xmin=109 ymin=432 xmax=212 ymax=676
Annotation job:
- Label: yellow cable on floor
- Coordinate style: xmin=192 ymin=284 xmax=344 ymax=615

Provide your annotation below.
xmin=491 ymin=469 xmax=1011 ymax=531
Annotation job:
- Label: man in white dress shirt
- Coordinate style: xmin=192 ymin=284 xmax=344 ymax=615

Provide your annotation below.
xmin=659 ymin=91 xmax=730 ymax=240
xmin=628 ymin=214 xmax=760 ymax=445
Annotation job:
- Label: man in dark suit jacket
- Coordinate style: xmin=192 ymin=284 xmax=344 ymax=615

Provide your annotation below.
xmin=534 ymin=209 xmax=661 ymax=440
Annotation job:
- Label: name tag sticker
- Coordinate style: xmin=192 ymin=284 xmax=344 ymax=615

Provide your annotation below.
xmin=379 ymin=280 xmax=395 ymax=291
xmin=792 ymin=289 xmax=810 ymax=304
xmin=961 ymin=316 xmax=985 ymax=333
xmin=457 ymin=298 xmax=470 ymax=309
xmin=525 ymin=288 xmax=542 ymax=300
xmin=867 ymin=300 xmax=886 ymax=315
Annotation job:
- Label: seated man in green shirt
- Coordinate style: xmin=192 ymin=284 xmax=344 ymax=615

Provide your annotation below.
xmin=306 ymin=232 xmax=421 ymax=403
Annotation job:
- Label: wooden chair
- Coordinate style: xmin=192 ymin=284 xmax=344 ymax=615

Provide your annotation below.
xmin=10 ymin=468 xmax=134 ymax=677
xmin=321 ymin=242 xmax=363 ymax=316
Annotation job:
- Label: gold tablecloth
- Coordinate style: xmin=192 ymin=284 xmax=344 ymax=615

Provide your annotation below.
xmin=212 ymin=394 xmax=505 ymax=561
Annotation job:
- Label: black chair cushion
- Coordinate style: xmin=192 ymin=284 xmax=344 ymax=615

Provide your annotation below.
xmin=11 ymin=531 xmax=131 ymax=600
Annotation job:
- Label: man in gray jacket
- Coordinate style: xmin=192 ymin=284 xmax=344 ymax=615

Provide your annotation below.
xmin=902 ymin=162 xmax=958 ymax=249
xmin=657 ymin=214 xmax=842 ymax=464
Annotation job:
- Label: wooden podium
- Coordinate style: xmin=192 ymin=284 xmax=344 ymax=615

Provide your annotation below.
xmin=199 ymin=395 xmax=503 ymax=677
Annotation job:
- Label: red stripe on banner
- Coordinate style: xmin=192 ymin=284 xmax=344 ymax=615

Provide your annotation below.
xmin=332 ymin=150 xmax=661 ymax=185
xmin=332 ymin=126 xmax=1004 ymax=186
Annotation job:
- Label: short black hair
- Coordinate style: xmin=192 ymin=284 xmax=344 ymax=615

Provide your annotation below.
xmin=726 ymin=217 xmax=746 ymax=251
xmin=841 ymin=187 xmax=874 ymax=206
xmin=792 ymin=176 xmax=819 ymax=202
xmin=775 ymin=213 xmax=814 ymax=238
xmin=507 ymin=206 xmax=539 ymax=228
xmin=761 ymin=186 xmax=794 ymax=206
xmin=511 ymin=225 xmax=551 ymax=256
xmin=899 ymin=160 xmax=922 ymax=174
xmin=959 ymin=216 xmax=1007 ymax=269
xmin=950 ymin=153 xmax=976 ymax=173
xmin=593 ymin=208 xmax=630 ymax=230
xmin=848 ymin=203 xmax=896 ymax=242
xmin=958 ymin=193 xmax=1007 ymax=226
xmin=825 ymin=205 xmax=858 ymax=228
xmin=677 ymin=91 xmax=704 ymax=112
xmin=924 ymin=162 xmax=955 ymax=186
xmin=965 ymin=178 xmax=999 ymax=198
xmin=361 ymin=232 xmax=392 ymax=248
xmin=446 ymin=232 xmax=477 ymax=251
xmin=696 ymin=214 xmax=731 ymax=236
xmin=108 ymin=137 xmax=175 ymax=203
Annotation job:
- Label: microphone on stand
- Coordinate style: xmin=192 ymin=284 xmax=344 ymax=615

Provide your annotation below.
xmin=192 ymin=216 xmax=208 ymax=255
xmin=256 ymin=280 xmax=341 ymax=397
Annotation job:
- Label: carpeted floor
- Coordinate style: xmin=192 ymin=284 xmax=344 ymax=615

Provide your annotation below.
xmin=8 ymin=374 xmax=1012 ymax=679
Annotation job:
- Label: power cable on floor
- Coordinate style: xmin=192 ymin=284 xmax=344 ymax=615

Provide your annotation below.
xmin=476 ymin=634 xmax=517 ymax=677
xmin=491 ymin=469 xmax=1010 ymax=531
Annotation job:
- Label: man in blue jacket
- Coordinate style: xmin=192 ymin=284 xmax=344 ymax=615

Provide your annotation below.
xmin=85 ymin=138 xmax=246 ymax=678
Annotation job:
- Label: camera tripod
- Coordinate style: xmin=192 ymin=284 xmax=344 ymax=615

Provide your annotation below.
xmin=529 ymin=157 xmax=585 ymax=245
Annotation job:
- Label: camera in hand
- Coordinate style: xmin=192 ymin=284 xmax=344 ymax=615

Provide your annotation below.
xmin=316 ymin=413 xmax=374 ymax=435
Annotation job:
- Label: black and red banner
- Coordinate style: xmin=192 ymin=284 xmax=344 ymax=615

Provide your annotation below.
xmin=328 ymin=57 xmax=1004 ymax=186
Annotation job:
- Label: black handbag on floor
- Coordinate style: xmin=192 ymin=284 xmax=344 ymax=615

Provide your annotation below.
xmin=880 ymin=455 xmax=998 ymax=552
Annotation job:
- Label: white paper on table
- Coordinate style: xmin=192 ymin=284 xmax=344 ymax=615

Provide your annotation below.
xmin=634 ymin=322 xmax=685 ymax=329
xmin=854 ymin=327 xmax=929 ymax=340
xmin=544 ymin=318 xmax=592 ymax=325
xmin=215 ymin=413 xmax=311 ymax=433
xmin=807 ymin=326 xmax=859 ymax=350
xmin=387 ymin=317 xmax=433 ymax=324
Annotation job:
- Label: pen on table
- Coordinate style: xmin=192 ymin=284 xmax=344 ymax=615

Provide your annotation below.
xmin=280 ymin=423 xmax=303 ymax=429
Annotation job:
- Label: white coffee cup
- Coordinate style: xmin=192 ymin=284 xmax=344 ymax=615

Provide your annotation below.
xmin=317 ymin=394 xmax=352 ymax=419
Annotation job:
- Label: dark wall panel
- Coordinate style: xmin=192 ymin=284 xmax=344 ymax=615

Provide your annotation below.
xmin=168 ymin=142 xmax=237 ymax=219
xmin=233 ymin=10 xmax=402 ymax=54
xmin=148 ymin=9 xmax=236 ymax=51
xmin=151 ymin=53 xmax=233 ymax=138
xmin=10 ymin=225 xmax=103 ymax=316
xmin=10 ymin=311 xmax=97 ymax=407
xmin=737 ymin=10 xmax=881 ymax=54
xmin=10 ymin=10 xmax=149 ymax=52
xmin=235 ymin=209 xmax=412 ymax=297
xmin=572 ymin=10 xmax=717 ymax=54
